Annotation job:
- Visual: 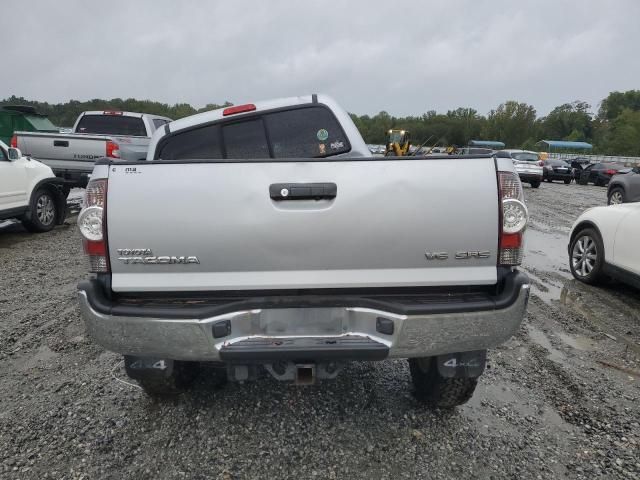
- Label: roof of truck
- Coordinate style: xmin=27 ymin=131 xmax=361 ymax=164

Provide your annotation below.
xmin=165 ymin=95 xmax=319 ymax=134
xmin=80 ymin=111 xmax=172 ymax=121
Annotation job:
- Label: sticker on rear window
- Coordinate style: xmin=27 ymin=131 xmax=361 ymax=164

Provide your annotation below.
xmin=318 ymin=144 xmax=326 ymax=155
xmin=317 ymin=129 xmax=329 ymax=141
xmin=330 ymin=141 xmax=344 ymax=150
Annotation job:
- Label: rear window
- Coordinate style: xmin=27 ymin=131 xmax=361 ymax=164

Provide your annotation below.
xmin=265 ymin=107 xmax=350 ymax=157
xmin=152 ymin=118 xmax=169 ymax=130
xmin=76 ymin=115 xmax=147 ymax=136
xmin=158 ymin=124 xmax=222 ymax=160
xmin=545 ymin=160 xmax=569 ymax=167
xmin=512 ymin=152 xmax=539 ymax=162
xmin=222 ymin=119 xmax=270 ymax=159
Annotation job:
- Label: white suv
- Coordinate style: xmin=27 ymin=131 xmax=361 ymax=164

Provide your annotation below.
xmin=0 ymin=140 xmax=68 ymax=232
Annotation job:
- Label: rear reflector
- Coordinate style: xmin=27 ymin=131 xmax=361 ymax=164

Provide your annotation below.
xmin=10 ymin=135 xmax=17 ymax=148
xmin=78 ymin=179 xmax=109 ymax=273
xmin=605 ymin=169 xmax=617 ymax=175
xmin=223 ymin=104 xmax=256 ymax=116
xmin=497 ymin=172 xmax=528 ymax=266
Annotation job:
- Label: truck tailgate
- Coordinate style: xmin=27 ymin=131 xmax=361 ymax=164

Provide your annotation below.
xmin=18 ymin=133 xmax=109 ymax=172
xmin=106 ymin=158 xmax=499 ymax=292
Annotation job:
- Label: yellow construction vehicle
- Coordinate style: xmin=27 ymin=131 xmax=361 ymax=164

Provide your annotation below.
xmin=385 ymin=129 xmax=411 ymax=156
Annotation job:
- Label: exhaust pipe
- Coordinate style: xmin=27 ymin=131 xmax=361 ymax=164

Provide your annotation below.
xmin=295 ymin=364 xmax=316 ymax=385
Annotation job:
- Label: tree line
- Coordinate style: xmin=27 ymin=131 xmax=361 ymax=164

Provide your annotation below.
xmin=3 ymin=90 xmax=640 ymax=156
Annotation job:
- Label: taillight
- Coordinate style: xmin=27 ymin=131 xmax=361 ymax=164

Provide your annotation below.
xmin=497 ymin=172 xmax=528 ymax=266
xmin=78 ymin=179 xmax=109 ymax=272
xmin=223 ymin=104 xmax=256 ymax=116
xmin=106 ymin=141 xmax=120 ymax=158
xmin=605 ymin=169 xmax=617 ymax=175
xmin=10 ymin=135 xmax=17 ymax=148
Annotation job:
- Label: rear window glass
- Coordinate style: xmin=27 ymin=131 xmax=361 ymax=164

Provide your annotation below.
xmin=545 ymin=160 xmax=569 ymax=166
xmin=76 ymin=115 xmax=146 ymax=136
xmin=265 ymin=107 xmax=350 ymax=158
xmin=222 ymin=119 xmax=270 ymax=159
xmin=152 ymin=118 xmax=169 ymax=130
xmin=158 ymin=124 xmax=222 ymax=160
xmin=512 ymin=152 xmax=539 ymax=162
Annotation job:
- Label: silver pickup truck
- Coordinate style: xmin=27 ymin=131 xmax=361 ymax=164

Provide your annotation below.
xmin=13 ymin=111 xmax=171 ymax=187
xmin=76 ymin=94 xmax=530 ymax=408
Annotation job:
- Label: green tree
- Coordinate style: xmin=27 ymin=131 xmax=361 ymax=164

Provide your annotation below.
xmin=482 ymin=101 xmax=536 ymax=147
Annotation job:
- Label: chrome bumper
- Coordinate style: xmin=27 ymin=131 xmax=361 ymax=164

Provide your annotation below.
xmin=78 ymin=283 xmax=530 ymax=361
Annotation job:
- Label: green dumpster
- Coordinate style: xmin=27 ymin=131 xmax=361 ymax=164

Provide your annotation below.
xmin=0 ymin=105 xmax=58 ymax=145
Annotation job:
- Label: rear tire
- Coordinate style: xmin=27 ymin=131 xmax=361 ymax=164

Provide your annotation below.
xmin=564 ymin=179 xmax=571 ymax=185
xmin=22 ymin=188 xmax=57 ymax=233
xmin=409 ymin=357 xmax=478 ymax=408
xmin=569 ymin=228 xmax=605 ymax=285
xmin=546 ymin=178 xmax=552 ymax=183
xmin=608 ymin=187 xmax=625 ymax=205
xmin=530 ymin=181 xmax=541 ymax=188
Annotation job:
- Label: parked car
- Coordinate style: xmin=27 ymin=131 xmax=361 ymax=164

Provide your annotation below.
xmin=496 ymin=150 xmax=543 ymax=188
xmin=543 ymin=159 xmax=574 ymax=184
xmin=607 ymin=167 xmax=640 ymax=204
xmin=578 ymin=162 xmax=628 ymax=187
xmin=0 ymin=140 xmax=68 ymax=232
xmin=76 ymin=94 xmax=530 ymax=407
xmin=569 ymin=203 xmax=640 ymax=289
xmin=12 ymin=111 xmax=172 ymax=187
xmin=0 ymin=105 xmax=58 ymax=145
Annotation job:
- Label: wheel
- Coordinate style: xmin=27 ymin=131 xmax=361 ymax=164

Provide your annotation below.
xmin=608 ymin=187 xmax=625 ymax=205
xmin=546 ymin=178 xmax=552 ymax=183
xmin=564 ymin=179 xmax=571 ymax=185
xmin=530 ymin=181 xmax=541 ymax=188
xmin=594 ymin=177 xmax=603 ymax=187
xmin=22 ymin=188 xmax=57 ymax=232
xmin=569 ymin=228 xmax=605 ymax=285
xmin=409 ymin=357 xmax=478 ymax=408
xmin=125 ymin=358 xmax=200 ymax=396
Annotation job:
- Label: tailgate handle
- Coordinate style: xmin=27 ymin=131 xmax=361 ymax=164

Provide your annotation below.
xmin=53 ymin=140 xmax=69 ymax=147
xmin=270 ymin=183 xmax=337 ymax=200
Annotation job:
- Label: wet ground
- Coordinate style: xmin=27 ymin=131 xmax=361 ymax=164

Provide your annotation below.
xmin=0 ymin=182 xmax=638 ymax=479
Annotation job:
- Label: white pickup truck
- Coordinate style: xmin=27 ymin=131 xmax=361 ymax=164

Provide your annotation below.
xmin=76 ymin=94 xmax=530 ymax=408
xmin=13 ymin=111 xmax=172 ymax=187
xmin=0 ymin=140 xmax=68 ymax=231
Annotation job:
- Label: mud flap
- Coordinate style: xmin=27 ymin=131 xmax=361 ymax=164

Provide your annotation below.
xmin=124 ymin=355 xmax=175 ymax=381
xmin=436 ymin=350 xmax=487 ymax=378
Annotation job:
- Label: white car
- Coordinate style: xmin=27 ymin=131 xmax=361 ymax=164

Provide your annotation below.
xmin=568 ymin=203 xmax=640 ymax=288
xmin=0 ymin=140 xmax=68 ymax=232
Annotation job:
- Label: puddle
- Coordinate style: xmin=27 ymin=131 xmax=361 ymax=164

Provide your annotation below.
xmin=523 ymin=228 xmax=574 ymax=303
xmin=556 ymin=332 xmax=594 ymax=351
xmin=527 ymin=325 xmax=566 ymax=363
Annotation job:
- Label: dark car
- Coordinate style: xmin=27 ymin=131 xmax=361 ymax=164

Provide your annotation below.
xmin=578 ymin=162 xmax=628 ymax=187
xmin=607 ymin=167 xmax=640 ymax=204
xmin=543 ymin=159 xmax=574 ymax=184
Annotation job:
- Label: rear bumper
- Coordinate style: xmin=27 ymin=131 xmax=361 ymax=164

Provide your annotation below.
xmin=77 ymin=272 xmax=530 ymax=362
xmin=518 ymin=172 xmax=543 ymax=182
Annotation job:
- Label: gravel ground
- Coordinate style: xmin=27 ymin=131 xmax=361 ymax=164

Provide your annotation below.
xmin=0 ymin=182 xmax=638 ymax=479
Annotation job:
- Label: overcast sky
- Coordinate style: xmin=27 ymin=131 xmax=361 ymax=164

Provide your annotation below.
xmin=4 ymin=0 xmax=639 ymax=117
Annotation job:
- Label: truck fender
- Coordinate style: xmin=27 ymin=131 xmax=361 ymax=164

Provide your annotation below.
xmin=23 ymin=178 xmax=69 ymax=225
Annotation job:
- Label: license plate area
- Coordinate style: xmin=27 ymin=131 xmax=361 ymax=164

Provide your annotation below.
xmin=259 ymin=309 xmax=343 ymax=336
